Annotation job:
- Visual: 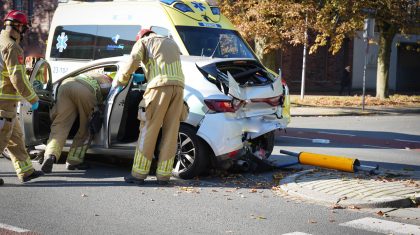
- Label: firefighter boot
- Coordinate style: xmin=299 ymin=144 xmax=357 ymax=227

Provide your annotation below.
xmin=66 ymin=162 xmax=90 ymax=170
xmin=21 ymin=171 xmax=44 ymax=183
xmin=41 ymin=155 xmax=57 ymax=173
xmin=157 ymin=180 xmax=169 ymax=186
xmin=124 ymin=174 xmax=145 ymax=185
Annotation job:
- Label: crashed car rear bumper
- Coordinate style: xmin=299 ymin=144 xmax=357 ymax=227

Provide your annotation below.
xmin=197 ymin=112 xmax=287 ymax=158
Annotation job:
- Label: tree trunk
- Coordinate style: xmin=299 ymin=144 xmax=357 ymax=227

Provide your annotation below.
xmin=254 ymin=36 xmax=276 ymax=72
xmin=376 ymin=24 xmax=396 ymax=99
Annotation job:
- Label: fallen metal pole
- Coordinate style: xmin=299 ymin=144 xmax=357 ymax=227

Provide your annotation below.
xmin=280 ymin=150 xmax=378 ymax=174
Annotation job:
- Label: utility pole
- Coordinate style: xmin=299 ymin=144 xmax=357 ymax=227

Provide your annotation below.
xmin=300 ymin=14 xmax=308 ymax=100
xmin=361 ymin=12 xmax=375 ymax=111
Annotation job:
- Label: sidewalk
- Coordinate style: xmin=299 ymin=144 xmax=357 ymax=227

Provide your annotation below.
xmin=291 ymin=105 xmax=420 ymax=117
xmin=281 ymin=105 xmax=420 ymax=211
xmin=279 ymin=169 xmax=420 ymax=209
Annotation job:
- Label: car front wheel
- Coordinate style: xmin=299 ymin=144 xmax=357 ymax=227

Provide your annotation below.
xmin=172 ymin=124 xmax=210 ymax=179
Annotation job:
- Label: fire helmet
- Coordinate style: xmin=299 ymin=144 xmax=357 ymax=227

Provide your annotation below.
xmin=136 ymin=29 xmax=154 ymax=41
xmin=4 ymin=10 xmax=29 ymax=26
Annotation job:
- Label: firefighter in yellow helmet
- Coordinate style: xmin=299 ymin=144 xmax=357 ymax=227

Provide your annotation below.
xmin=41 ymin=73 xmax=112 ymax=173
xmin=115 ymin=29 xmax=185 ymax=185
xmin=0 ymin=10 xmax=44 ymax=183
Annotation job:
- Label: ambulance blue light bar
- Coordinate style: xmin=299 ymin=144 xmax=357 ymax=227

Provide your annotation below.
xmin=211 ymin=7 xmax=220 ymax=15
xmin=174 ymin=3 xmax=194 ymax=12
xmin=160 ymin=0 xmax=176 ymax=5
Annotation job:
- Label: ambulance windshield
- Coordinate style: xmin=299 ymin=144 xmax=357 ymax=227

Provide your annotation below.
xmin=176 ymin=26 xmax=257 ymax=59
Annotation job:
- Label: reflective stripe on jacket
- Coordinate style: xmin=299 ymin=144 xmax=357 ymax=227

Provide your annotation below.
xmin=75 ymin=74 xmax=103 ymax=103
xmin=0 ymin=30 xmax=38 ymax=103
xmin=117 ymin=34 xmax=184 ymax=89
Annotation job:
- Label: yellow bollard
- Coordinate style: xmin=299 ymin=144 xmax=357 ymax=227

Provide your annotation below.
xmin=298 ymin=152 xmax=358 ymax=172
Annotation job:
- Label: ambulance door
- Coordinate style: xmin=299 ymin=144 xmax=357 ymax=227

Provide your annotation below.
xmin=21 ymin=59 xmax=53 ymax=146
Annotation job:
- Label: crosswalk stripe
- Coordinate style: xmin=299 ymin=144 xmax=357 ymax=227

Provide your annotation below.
xmin=339 ymin=217 xmax=420 ymax=235
xmin=0 ymin=223 xmax=30 ymax=233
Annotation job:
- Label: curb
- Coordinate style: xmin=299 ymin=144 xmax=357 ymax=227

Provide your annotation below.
xmin=279 ymin=169 xmax=420 ymax=208
xmin=290 ymin=106 xmax=420 ymax=117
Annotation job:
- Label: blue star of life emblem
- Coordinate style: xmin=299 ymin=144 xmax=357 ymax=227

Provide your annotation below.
xmin=191 ymin=1 xmax=206 ymax=11
xmin=112 ymin=34 xmax=120 ymax=44
xmin=56 ymin=32 xmax=68 ymax=53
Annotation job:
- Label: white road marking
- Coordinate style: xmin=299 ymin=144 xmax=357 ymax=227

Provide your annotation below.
xmin=317 ymin=131 xmax=356 ymax=137
xmin=282 ymin=232 xmax=312 ymax=235
xmin=340 ymin=217 xmax=420 ymax=235
xmin=280 ymin=136 xmax=313 ymax=141
xmin=362 ymin=144 xmax=394 ymax=149
xmin=395 ymin=139 xmax=420 ymax=143
xmin=0 ymin=223 xmax=30 ymax=233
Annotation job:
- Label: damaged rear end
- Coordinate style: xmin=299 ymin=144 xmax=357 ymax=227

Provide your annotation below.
xmin=189 ymin=58 xmax=290 ymax=170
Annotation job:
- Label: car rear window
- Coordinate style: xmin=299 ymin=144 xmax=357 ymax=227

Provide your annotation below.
xmin=50 ymin=25 xmax=140 ymax=60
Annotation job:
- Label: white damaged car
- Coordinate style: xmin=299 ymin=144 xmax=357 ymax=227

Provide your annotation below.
xmin=14 ymin=55 xmax=290 ymax=179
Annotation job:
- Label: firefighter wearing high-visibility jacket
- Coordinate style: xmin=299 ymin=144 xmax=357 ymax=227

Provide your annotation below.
xmin=115 ymin=29 xmax=185 ymax=185
xmin=41 ymin=73 xmax=112 ymax=173
xmin=0 ymin=10 xmax=43 ymax=183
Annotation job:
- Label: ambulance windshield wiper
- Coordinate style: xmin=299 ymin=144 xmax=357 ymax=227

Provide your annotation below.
xmin=210 ymin=39 xmax=221 ymax=58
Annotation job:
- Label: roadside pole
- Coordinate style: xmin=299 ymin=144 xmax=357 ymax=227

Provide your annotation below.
xmin=362 ymin=14 xmax=375 ymax=111
xmin=300 ymin=15 xmax=308 ymax=100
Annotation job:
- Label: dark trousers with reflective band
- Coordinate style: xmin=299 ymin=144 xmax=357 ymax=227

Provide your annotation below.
xmin=44 ymin=79 xmax=96 ymax=165
xmin=0 ymin=102 xmax=34 ymax=180
xmin=132 ymin=85 xmax=183 ymax=181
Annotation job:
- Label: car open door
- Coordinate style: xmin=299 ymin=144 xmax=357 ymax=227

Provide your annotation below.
xmin=20 ymin=59 xmax=53 ymax=146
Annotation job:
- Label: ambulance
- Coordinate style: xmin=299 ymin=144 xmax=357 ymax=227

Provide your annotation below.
xmin=20 ymin=0 xmax=292 ymax=178
xmin=46 ymin=0 xmax=249 ymax=80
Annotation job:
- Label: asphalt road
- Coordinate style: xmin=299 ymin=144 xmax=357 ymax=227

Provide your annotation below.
xmin=0 ymin=115 xmax=419 ymax=235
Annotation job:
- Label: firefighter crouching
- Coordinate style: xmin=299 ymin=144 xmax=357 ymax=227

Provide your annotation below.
xmin=0 ymin=10 xmax=43 ymax=183
xmin=114 ymin=29 xmax=185 ymax=185
xmin=41 ymin=73 xmax=112 ymax=173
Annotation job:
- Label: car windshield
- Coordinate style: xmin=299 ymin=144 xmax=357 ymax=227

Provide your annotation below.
xmin=176 ymin=26 xmax=257 ymax=59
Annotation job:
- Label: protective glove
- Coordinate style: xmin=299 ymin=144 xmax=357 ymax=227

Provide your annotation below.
xmin=31 ymin=101 xmax=39 ymax=111
xmin=132 ymin=74 xmax=145 ymax=83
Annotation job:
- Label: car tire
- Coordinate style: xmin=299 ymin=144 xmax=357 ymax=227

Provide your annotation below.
xmin=248 ymin=130 xmax=276 ymax=172
xmin=172 ymin=124 xmax=210 ymax=179
xmin=252 ymin=130 xmax=275 ymax=159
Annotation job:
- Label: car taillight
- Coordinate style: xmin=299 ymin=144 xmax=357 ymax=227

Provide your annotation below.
xmin=251 ymin=95 xmax=283 ymax=106
xmin=204 ymin=99 xmax=243 ymax=113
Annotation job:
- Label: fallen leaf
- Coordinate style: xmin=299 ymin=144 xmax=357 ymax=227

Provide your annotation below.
xmin=257 ymin=216 xmax=266 ymax=220
xmin=81 ymin=194 xmax=88 ymax=197
xmin=250 ymin=189 xmax=257 ymax=193
xmin=377 ymin=211 xmax=384 ymax=216
xmin=212 ymin=189 xmax=218 ymax=192
xmin=329 ymin=219 xmax=336 ymax=223
xmin=348 ymin=205 xmax=361 ymax=210
xmin=308 ymin=220 xmax=317 ymax=224
xmin=331 ymin=204 xmax=344 ymax=209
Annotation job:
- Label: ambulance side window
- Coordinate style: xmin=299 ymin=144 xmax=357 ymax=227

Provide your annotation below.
xmin=50 ymin=25 xmax=97 ymax=60
xmin=95 ymin=25 xmax=139 ymax=59
xmin=151 ymin=26 xmax=171 ymax=38
xmin=50 ymin=25 xmax=140 ymax=60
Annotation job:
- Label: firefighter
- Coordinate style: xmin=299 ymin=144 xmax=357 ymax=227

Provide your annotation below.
xmin=41 ymin=73 xmax=112 ymax=173
xmin=115 ymin=29 xmax=185 ymax=185
xmin=0 ymin=10 xmax=43 ymax=183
